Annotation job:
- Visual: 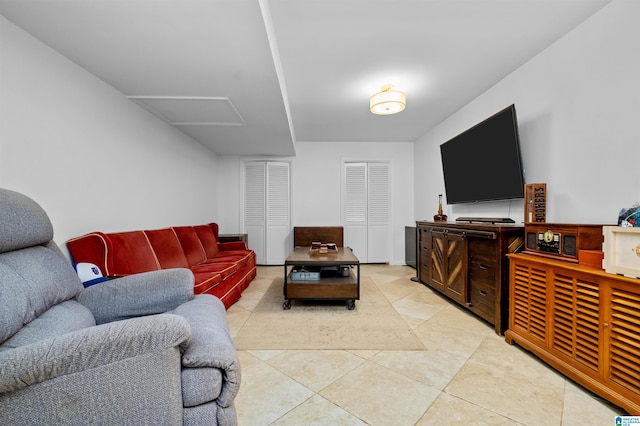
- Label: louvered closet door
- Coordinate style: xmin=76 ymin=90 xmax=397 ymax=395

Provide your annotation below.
xmin=366 ymin=163 xmax=389 ymax=263
xmin=243 ymin=161 xmax=291 ymax=265
xmin=343 ymin=162 xmax=389 ymax=263
xmin=265 ymin=162 xmax=290 ymax=265
xmin=244 ymin=162 xmax=266 ymax=265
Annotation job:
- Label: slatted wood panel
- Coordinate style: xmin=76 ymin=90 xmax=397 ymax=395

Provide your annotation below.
xmin=609 ymin=288 xmax=640 ymax=395
xmin=430 ymin=232 xmax=446 ymax=289
xmin=552 ymin=274 xmax=599 ymax=372
xmin=445 ymin=234 xmax=467 ymax=302
xmin=512 ymin=263 xmax=547 ymax=342
xmin=506 ymin=254 xmax=640 ymax=414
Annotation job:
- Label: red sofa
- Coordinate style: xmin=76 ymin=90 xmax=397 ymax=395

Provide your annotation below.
xmin=66 ymin=223 xmax=256 ymax=309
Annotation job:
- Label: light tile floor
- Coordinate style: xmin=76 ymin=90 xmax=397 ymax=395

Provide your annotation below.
xmin=227 ymin=265 xmax=625 ymax=425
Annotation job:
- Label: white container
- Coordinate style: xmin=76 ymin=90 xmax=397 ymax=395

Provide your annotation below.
xmin=602 ymin=226 xmax=640 ymax=279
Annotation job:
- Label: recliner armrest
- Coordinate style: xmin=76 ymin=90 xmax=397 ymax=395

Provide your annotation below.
xmin=77 ymin=268 xmax=194 ymax=324
xmin=0 ymin=314 xmax=190 ymax=394
xmin=171 ymin=295 xmax=240 ymax=407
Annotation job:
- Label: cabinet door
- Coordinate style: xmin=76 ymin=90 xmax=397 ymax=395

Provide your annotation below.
xmin=418 ymin=228 xmax=430 ymax=283
xmin=550 ymin=271 xmax=600 ymax=374
xmin=605 ymin=280 xmax=640 ymax=399
xmin=443 ymin=232 xmax=467 ymax=304
xmin=510 ymin=260 xmax=548 ymax=343
xmin=428 ymin=230 xmax=447 ymax=292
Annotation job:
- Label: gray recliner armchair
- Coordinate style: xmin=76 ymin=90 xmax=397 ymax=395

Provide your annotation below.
xmin=0 ymin=188 xmax=240 ymax=425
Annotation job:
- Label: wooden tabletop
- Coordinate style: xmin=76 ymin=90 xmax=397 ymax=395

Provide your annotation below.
xmin=285 ymin=247 xmax=359 ymax=265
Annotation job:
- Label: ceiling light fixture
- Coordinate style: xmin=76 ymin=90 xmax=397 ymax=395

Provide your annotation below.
xmin=370 ymin=85 xmax=406 ymax=115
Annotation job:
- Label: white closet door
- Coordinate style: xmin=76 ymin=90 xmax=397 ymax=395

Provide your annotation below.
xmin=244 ymin=162 xmax=266 ymax=265
xmin=243 ymin=161 xmax=291 ymax=265
xmin=265 ymin=162 xmax=290 ymax=265
xmin=366 ymin=163 xmax=390 ymax=263
xmin=343 ymin=162 xmax=389 ymax=263
xmin=344 ymin=163 xmax=368 ymax=261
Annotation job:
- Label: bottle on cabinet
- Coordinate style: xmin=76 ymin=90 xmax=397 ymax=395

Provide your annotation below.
xmin=433 ymin=194 xmax=448 ymax=222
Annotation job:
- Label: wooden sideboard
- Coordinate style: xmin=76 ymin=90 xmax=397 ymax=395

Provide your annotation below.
xmin=505 ymin=253 xmax=640 ymax=414
xmin=416 ymin=221 xmax=524 ymax=334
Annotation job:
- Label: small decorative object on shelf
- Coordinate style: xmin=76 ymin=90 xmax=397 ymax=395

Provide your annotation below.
xmin=433 ymin=194 xmax=448 ymax=222
xmin=603 ymin=225 xmax=640 ymax=278
xmin=524 ymin=183 xmax=546 ymax=223
xmin=309 ymin=242 xmax=338 ymax=255
xmin=618 ymin=203 xmax=640 ymax=227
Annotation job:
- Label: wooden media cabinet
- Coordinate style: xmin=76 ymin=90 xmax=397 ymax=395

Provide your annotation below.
xmin=505 ymin=253 xmax=640 ymax=414
xmin=416 ymin=221 xmax=524 ymax=334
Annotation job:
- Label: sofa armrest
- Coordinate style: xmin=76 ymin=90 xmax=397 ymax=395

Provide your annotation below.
xmin=0 ymin=314 xmax=190 ymax=394
xmin=218 ymin=241 xmax=248 ymax=251
xmin=171 ymin=295 xmax=240 ymax=407
xmin=77 ymin=268 xmax=194 ymax=324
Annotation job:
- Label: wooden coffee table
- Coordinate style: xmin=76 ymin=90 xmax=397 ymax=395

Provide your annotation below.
xmin=283 ymin=247 xmax=360 ymax=310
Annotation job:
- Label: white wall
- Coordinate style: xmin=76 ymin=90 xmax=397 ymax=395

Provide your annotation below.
xmin=217 ymin=141 xmax=414 ymax=265
xmin=0 ymin=16 xmax=220 ymax=248
xmin=415 ymin=0 xmax=639 ymax=225
xmin=294 ymin=141 xmax=414 ymax=265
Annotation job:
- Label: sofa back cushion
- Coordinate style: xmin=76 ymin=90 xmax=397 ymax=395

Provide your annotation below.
xmin=0 ymin=244 xmax=84 ymax=344
xmin=144 ymin=229 xmax=190 ymax=269
xmin=173 ymin=226 xmax=207 ymax=266
xmin=107 ymin=231 xmax=160 ymax=276
xmin=194 ymin=225 xmax=219 ymax=258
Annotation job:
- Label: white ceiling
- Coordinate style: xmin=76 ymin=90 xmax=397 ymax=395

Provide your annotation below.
xmin=0 ymin=0 xmax=612 ymax=157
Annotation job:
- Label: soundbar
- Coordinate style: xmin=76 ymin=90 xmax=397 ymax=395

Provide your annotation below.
xmin=456 ymin=217 xmax=515 ymax=224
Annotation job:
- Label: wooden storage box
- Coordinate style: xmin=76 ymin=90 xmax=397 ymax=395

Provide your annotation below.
xmin=578 ymin=249 xmax=604 ymax=270
xmin=603 ymin=225 xmax=640 ymax=279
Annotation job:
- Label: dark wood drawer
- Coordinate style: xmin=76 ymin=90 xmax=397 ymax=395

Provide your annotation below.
xmin=469 ymin=259 xmax=496 ymax=282
xmin=469 ymin=280 xmax=496 ymax=323
xmin=469 ymin=261 xmax=496 ymax=320
xmin=469 ymin=297 xmax=495 ymax=323
xmin=468 ymin=238 xmax=497 ymax=265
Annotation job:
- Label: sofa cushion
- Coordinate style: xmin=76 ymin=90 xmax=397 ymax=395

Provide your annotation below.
xmin=144 ymin=228 xmax=190 ymax=269
xmin=191 ymin=263 xmax=238 ymax=280
xmin=173 ymin=226 xmax=207 ymax=267
xmin=0 ymin=300 xmax=95 ymax=351
xmin=66 ymin=232 xmax=111 ymax=276
xmin=192 ymin=272 xmax=222 ymax=295
xmin=0 ymin=246 xmax=84 ymax=344
xmin=200 ymin=253 xmax=250 ymax=268
xmin=108 ymin=231 xmax=160 ymax=276
xmin=193 ymin=225 xmax=219 ymax=258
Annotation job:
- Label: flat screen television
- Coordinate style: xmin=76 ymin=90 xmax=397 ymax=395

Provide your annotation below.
xmin=440 ymin=104 xmax=525 ymax=204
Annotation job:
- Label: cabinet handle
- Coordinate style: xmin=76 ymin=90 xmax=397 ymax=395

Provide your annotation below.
xmin=479 ymin=263 xmax=489 ymax=270
xmin=479 ymin=290 xmax=487 ymax=297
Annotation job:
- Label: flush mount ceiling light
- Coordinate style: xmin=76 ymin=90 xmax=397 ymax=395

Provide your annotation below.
xmin=370 ymin=85 xmax=406 ymax=115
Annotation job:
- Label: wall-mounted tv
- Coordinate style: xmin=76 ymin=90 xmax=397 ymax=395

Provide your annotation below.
xmin=440 ymin=104 xmax=525 ymax=204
